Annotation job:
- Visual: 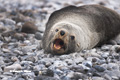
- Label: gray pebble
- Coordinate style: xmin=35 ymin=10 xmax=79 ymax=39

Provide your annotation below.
xmin=13 ymin=49 xmax=24 ymax=55
xmin=93 ymin=65 xmax=106 ymax=72
xmin=21 ymin=72 xmax=35 ymax=80
xmin=34 ymin=75 xmax=59 ymax=80
xmin=103 ymin=74 xmax=112 ymax=80
xmin=107 ymin=63 xmax=119 ymax=70
xmin=73 ymin=57 xmax=84 ymax=64
xmin=33 ymin=64 xmax=45 ymax=71
xmin=35 ymin=32 xmax=42 ymax=40
xmin=59 ymin=55 xmax=71 ymax=60
xmin=4 ymin=63 xmax=22 ymax=72
xmin=0 ymin=56 xmax=5 ymax=65
xmin=64 ymin=59 xmax=74 ymax=65
xmin=40 ymin=58 xmax=54 ymax=67
xmin=70 ymin=64 xmax=90 ymax=73
xmin=2 ymin=48 xmax=11 ymax=53
xmin=24 ymin=40 xmax=31 ymax=45
xmin=3 ymin=72 xmax=13 ymax=76
xmin=66 ymin=71 xmax=74 ymax=78
xmin=82 ymin=61 xmax=92 ymax=68
xmin=105 ymin=70 xmax=120 ymax=78
xmin=92 ymin=77 xmax=104 ymax=80
xmin=11 ymin=56 xmax=19 ymax=62
xmin=38 ymin=26 xmax=45 ymax=33
xmin=21 ymin=45 xmax=37 ymax=54
xmin=52 ymin=60 xmax=68 ymax=68
xmin=101 ymin=45 xmax=111 ymax=51
xmin=17 ymin=78 xmax=25 ymax=80
xmin=25 ymin=55 xmax=36 ymax=62
xmin=61 ymin=75 xmax=70 ymax=80
xmin=101 ymin=52 xmax=109 ymax=58
xmin=2 ymin=18 xmax=16 ymax=30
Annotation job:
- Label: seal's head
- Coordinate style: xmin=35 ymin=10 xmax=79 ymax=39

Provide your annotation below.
xmin=47 ymin=22 xmax=76 ymax=54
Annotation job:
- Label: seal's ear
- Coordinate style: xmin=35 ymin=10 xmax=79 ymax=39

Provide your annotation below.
xmin=70 ymin=35 xmax=75 ymax=40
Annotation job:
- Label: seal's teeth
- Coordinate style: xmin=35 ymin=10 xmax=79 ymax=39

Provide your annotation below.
xmin=54 ymin=44 xmax=61 ymax=50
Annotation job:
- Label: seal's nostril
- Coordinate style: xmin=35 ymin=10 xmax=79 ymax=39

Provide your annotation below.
xmin=60 ymin=30 xmax=65 ymax=36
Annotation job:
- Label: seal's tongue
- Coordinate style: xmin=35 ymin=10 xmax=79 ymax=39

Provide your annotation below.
xmin=54 ymin=39 xmax=64 ymax=50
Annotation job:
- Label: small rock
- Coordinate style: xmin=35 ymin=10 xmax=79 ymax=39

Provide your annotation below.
xmin=73 ymin=57 xmax=84 ymax=64
xmin=92 ymin=57 xmax=98 ymax=62
xmin=21 ymin=45 xmax=37 ymax=54
xmin=104 ymin=74 xmax=112 ymax=80
xmin=61 ymin=75 xmax=70 ymax=80
xmin=101 ymin=45 xmax=111 ymax=51
xmin=35 ymin=32 xmax=42 ymax=40
xmin=67 ymin=71 xmax=87 ymax=80
xmin=107 ymin=63 xmax=119 ymax=70
xmin=21 ymin=21 xmax=38 ymax=34
xmin=0 ymin=67 xmax=3 ymax=73
xmin=2 ymin=18 xmax=16 ymax=30
xmin=92 ymin=72 xmax=101 ymax=77
xmin=66 ymin=71 xmax=74 ymax=78
xmin=2 ymin=30 xmax=16 ymax=37
xmin=72 ymin=72 xmax=88 ymax=80
xmin=3 ymin=72 xmax=13 ymax=76
xmin=111 ymin=76 xmax=119 ymax=80
xmin=43 ymin=69 xmax=54 ymax=77
xmin=110 ymin=45 xmax=120 ymax=53
xmin=100 ymin=64 xmax=108 ymax=70
xmin=16 ymin=78 xmax=25 ymax=80
xmin=4 ymin=63 xmax=22 ymax=72
xmin=20 ymin=61 xmax=33 ymax=66
xmin=38 ymin=26 xmax=45 ymax=33
xmin=105 ymin=70 xmax=120 ymax=78
xmin=12 ymin=13 xmax=34 ymax=23
xmin=70 ymin=64 xmax=90 ymax=73
xmin=33 ymin=64 xmax=45 ymax=71
xmin=24 ymin=40 xmax=31 ymax=45
xmin=0 ymin=6 xmax=6 ymax=12
xmin=0 ymin=56 xmax=5 ymax=65
xmin=12 ymin=33 xmax=25 ymax=41
xmin=92 ymin=77 xmax=104 ymax=80
xmin=52 ymin=60 xmax=67 ymax=68
xmin=59 ymin=55 xmax=71 ymax=60
xmin=2 ymin=48 xmax=11 ymax=53
xmin=25 ymin=55 xmax=36 ymax=62
xmin=38 ymin=58 xmax=53 ymax=67
xmin=64 ymin=59 xmax=74 ymax=65
xmin=93 ymin=65 xmax=105 ymax=72
xmin=13 ymin=49 xmax=24 ymax=55
xmin=101 ymin=52 xmax=109 ymax=58
xmin=11 ymin=56 xmax=19 ymax=62
xmin=53 ymin=69 xmax=63 ymax=75
xmin=0 ymin=25 xmax=6 ymax=33
xmin=22 ymin=72 xmax=35 ymax=80
xmin=82 ymin=61 xmax=92 ymax=68
xmin=34 ymin=75 xmax=59 ymax=80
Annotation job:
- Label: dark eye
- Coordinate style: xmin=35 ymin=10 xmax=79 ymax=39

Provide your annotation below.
xmin=55 ymin=29 xmax=59 ymax=32
xmin=71 ymin=35 xmax=75 ymax=40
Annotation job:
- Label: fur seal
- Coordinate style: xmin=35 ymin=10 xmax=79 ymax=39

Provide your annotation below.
xmin=42 ymin=5 xmax=120 ymax=54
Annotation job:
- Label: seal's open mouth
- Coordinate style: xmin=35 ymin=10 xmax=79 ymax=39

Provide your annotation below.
xmin=53 ymin=39 xmax=64 ymax=50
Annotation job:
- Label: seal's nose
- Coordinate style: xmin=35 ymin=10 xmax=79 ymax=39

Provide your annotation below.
xmin=60 ymin=30 xmax=65 ymax=36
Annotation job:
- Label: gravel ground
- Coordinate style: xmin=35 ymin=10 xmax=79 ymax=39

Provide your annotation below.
xmin=0 ymin=0 xmax=120 ymax=80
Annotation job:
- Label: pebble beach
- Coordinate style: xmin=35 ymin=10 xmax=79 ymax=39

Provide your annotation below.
xmin=0 ymin=0 xmax=120 ymax=80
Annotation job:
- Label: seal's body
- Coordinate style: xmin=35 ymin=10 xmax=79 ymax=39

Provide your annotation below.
xmin=42 ymin=5 xmax=120 ymax=54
